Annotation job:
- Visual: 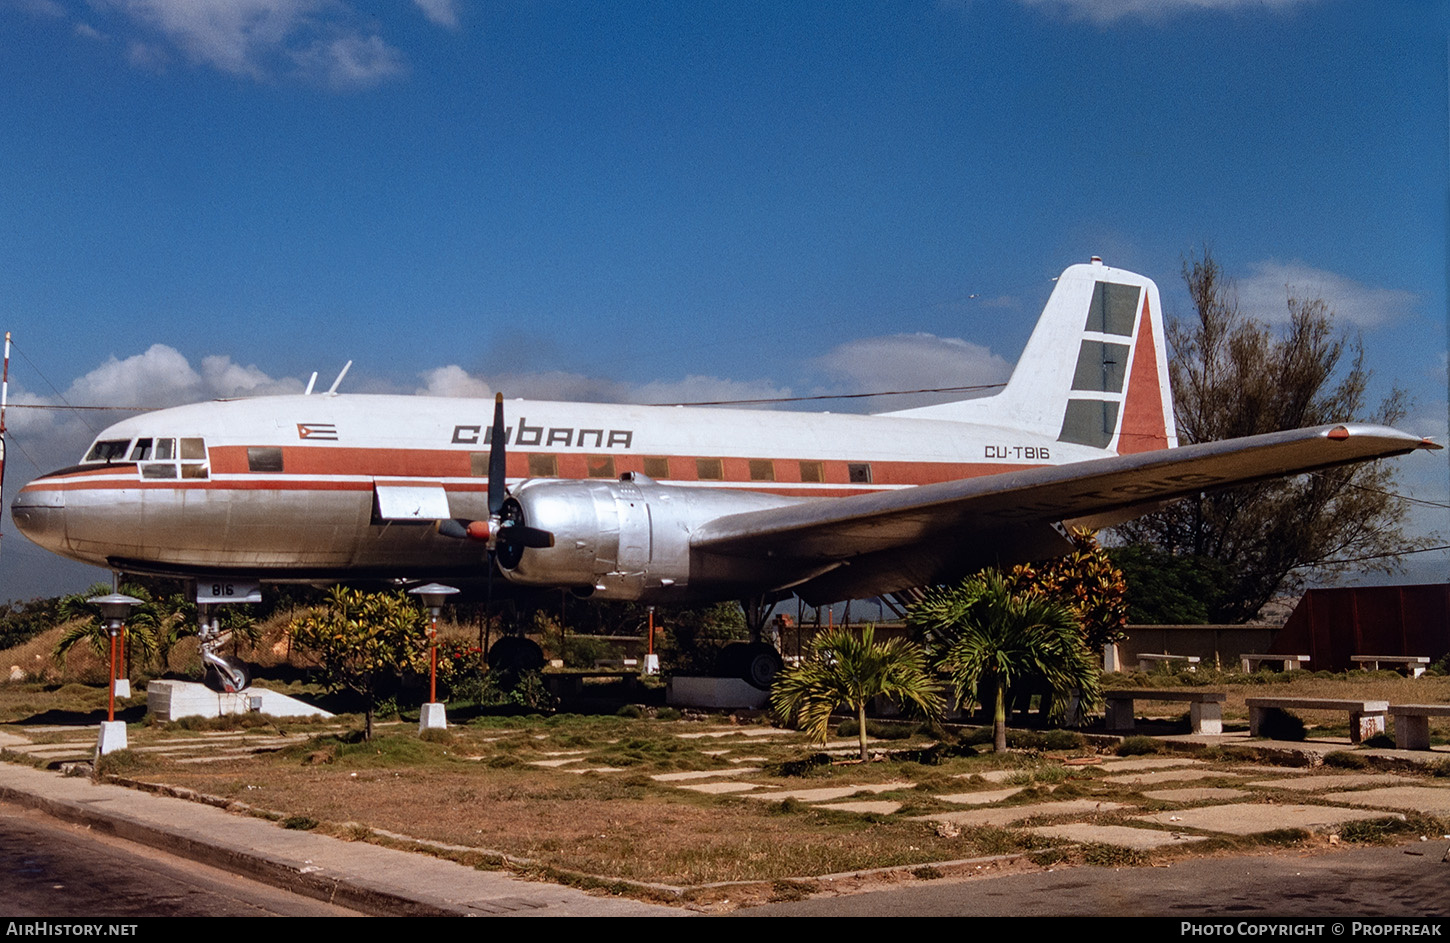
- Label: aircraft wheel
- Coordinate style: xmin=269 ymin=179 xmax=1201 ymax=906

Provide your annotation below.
xmin=742 ymin=638 xmax=788 ymax=690
xmin=207 ymin=655 xmax=251 ymax=693
xmin=487 ymin=636 xmax=545 ymax=672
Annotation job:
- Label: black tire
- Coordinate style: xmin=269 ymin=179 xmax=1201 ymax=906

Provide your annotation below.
xmin=741 ymin=642 xmax=784 ymax=690
xmin=487 ymin=636 xmax=545 ymax=671
xmin=206 ymin=655 xmax=251 ymax=693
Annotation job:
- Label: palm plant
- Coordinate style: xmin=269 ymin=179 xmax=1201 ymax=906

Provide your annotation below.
xmin=52 ymin=582 xmax=161 ymax=677
xmin=913 ymin=570 xmax=1101 ymax=752
xmin=771 ymin=624 xmax=942 ymax=761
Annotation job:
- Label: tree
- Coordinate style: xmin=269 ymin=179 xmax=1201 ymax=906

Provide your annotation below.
xmin=770 ymin=625 xmax=942 ymax=761
xmin=1004 ymin=529 xmax=1128 ymax=650
xmin=1113 ymin=250 xmax=1421 ymax=622
xmin=52 ymin=582 xmax=162 ymax=677
xmin=287 ymin=587 xmax=431 ymax=739
xmin=912 ymin=571 xmax=1100 ymax=752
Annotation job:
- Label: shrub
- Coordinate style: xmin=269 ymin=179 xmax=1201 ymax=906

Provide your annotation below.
xmin=1041 ymin=729 xmax=1086 ymax=750
xmin=1115 ymin=735 xmax=1160 ymax=756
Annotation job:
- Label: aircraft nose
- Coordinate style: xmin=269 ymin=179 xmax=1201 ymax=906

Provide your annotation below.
xmin=12 ymin=479 xmax=67 ymax=552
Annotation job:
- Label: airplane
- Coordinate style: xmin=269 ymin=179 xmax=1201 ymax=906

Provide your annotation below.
xmin=12 ymin=258 xmax=1440 ymax=689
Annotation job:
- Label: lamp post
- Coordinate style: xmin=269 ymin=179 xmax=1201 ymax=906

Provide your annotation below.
xmin=88 ymin=593 xmax=141 ymax=758
xmin=409 ymin=583 xmax=458 ymax=732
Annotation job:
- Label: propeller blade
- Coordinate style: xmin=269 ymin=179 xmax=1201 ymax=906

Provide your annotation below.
xmin=515 ymin=525 xmax=554 ymax=549
xmin=488 ymin=392 xmax=507 ymax=515
xmin=435 ymin=519 xmax=469 ymax=540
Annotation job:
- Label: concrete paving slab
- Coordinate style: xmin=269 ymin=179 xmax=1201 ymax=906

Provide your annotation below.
xmin=1320 ymin=786 xmax=1450 ymax=815
xmin=745 ymin=782 xmax=912 ymax=803
xmin=651 ymin=767 xmax=761 ymax=782
xmin=936 ymin=787 xmax=1026 ymax=805
xmin=556 ymin=766 xmax=627 ymax=774
xmin=817 ymin=800 xmax=902 ymax=814
xmin=1104 ymin=768 xmax=1238 ymax=785
xmin=1247 ymin=773 xmax=1419 ymax=791
xmin=920 ymin=799 xmax=1129 ymax=827
xmin=1098 ymin=757 xmax=1201 ymax=772
xmin=678 ymin=781 xmax=762 ymax=794
xmin=1028 ymin=823 xmax=1207 ymax=850
xmin=1135 ymin=803 xmax=1399 ymax=836
xmin=1142 ymin=787 xmax=1253 ymax=803
xmin=528 ymin=757 xmax=585 ymax=768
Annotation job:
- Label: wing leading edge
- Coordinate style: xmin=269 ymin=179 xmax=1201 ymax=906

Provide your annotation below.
xmin=690 ymin=424 xmax=1438 ymax=600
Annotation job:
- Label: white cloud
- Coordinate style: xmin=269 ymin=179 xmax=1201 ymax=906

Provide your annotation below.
xmin=630 ymin=376 xmax=793 ymax=407
xmin=815 ymin=333 xmax=1013 ymax=394
xmin=1013 ymin=0 xmax=1318 ymax=24
xmin=412 ymin=0 xmax=458 ymax=29
xmin=87 ymin=0 xmax=407 ymax=89
xmin=1238 ymin=260 xmax=1417 ymax=329
xmin=417 ymin=364 xmax=492 ymax=399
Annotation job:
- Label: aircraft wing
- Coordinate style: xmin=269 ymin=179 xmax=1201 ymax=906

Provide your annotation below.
xmin=690 ymin=424 xmax=1438 ymax=597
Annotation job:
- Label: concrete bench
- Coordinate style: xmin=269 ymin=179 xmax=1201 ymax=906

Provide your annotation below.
xmin=1246 ymin=697 xmax=1389 ymax=743
xmin=1351 ymin=655 xmax=1431 ymax=678
xmin=1104 ymin=689 xmax=1226 ymax=735
xmin=1239 ymin=653 xmax=1310 ymax=672
xmin=1137 ymin=653 xmax=1200 ymax=673
xmin=1389 ymin=704 xmax=1450 ymax=750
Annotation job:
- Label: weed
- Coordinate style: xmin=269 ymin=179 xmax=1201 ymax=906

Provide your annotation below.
xmin=1430 ymin=759 xmax=1450 ymax=778
xmin=911 ymin=865 xmax=944 ymax=880
xmin=1081 ymin=842 xmax=1146 ymax=867
xmin=1362 ymin=733 xmax=1395 ymax=749
xmin=1029 ymin=848 xmax=1068 ymax=867
xmin=616 ymin=704 xmax=645 ymax=719
xmin=282 ymin=815 xmax=319 ymax=830
xmin=774 ymin=753 xmax=832 ymax=777
xmin=1323 ymin=751 xmax=1369 ymax=769
xmin=1255 ymin=828 xmax=1311 ymax=847
xmin=1115 ymin=736 xmax=1160 ymax=756
xmin=1337 ymin=816 xmax=1418 ymax=845
xmin=769 ymin=880 xmax=814 ymax=902
xmin=655 ymin=707 xmax=682 ymax=721
xmin=94 ymin=748 xmax=148 ymax=777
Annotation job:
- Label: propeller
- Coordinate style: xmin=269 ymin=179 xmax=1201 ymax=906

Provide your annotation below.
xmin=436 ymin=393 xmax=555 ymax=564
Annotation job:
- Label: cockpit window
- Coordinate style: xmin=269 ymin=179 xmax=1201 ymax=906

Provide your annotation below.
xmin=84 ymin=439 xmax=131 ymax=463
xmin=130 ymin=439 xmax=154 ymax=461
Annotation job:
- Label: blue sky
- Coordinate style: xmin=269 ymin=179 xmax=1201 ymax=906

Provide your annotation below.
xmin=1 ymin=0 xmax=1446 ymax=601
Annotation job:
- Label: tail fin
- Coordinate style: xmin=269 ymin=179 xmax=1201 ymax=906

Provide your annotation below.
xmin=881 ymin=258 xmax=1177 ymax=454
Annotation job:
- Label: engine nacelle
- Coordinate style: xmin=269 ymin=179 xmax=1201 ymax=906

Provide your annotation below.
xmin=497 ymin=474 xmax=801 ymax=601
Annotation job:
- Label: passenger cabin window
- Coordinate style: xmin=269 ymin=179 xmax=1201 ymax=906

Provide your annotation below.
xmin=527 ymin=453 xmax=558 ymax=477
xmin=748 ymin=459 xmax=775 ymax=482
xmin=695 ymin=458 xmax=723 ymax=481
xmin=848 ymin=463 xmax=873 ymax=484
xmin=799 ymin=461 xmax=824 ymax=483
xmin=643 ymin=456 xmax=670 ymax=479
xmin=84 ymin=439 xmax=131 ymax=463
xmin=586 ymin=456 xmax=615 ymax=479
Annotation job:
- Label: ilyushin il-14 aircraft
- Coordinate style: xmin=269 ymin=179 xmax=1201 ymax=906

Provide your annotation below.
xmin=13 ymin=259 xmax=1440 ymax=688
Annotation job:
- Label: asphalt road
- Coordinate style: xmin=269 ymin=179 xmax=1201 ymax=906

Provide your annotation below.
xmin=0 ymin=800 xmax=361 ymax=917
